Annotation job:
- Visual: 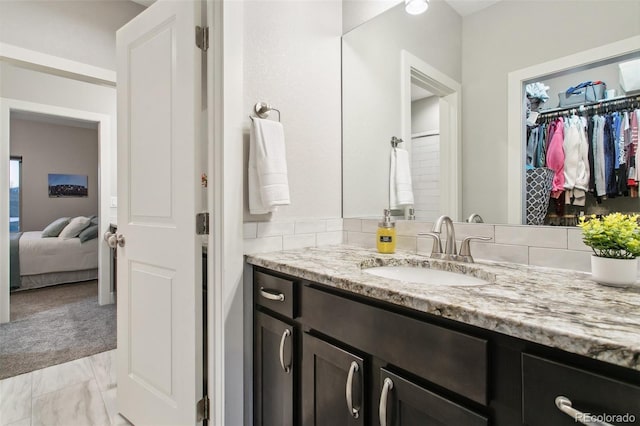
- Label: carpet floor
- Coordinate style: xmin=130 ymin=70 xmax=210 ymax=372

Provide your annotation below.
xmin=0 ymin=280 xmax=116 ymax=380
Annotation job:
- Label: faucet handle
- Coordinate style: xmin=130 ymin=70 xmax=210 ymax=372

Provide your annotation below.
xmin=459 ymin=236 xmax=492 ymax=260
xmin=418 ymin=232 xmax=442 ymax=254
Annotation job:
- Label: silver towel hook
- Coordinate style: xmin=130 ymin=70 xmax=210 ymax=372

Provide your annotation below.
xmin=254 ymin=102 xmax=281 ymax=122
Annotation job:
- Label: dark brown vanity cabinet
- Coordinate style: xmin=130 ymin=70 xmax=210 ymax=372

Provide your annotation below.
xmin=254 ymin=270 xmax=297 ymax=426
xmin=254 ymin=311 xmax=295 ymax=426
xmin=302 ymin=333 xmax=365 ymax=425
xmin=252 ymin=266 xmax=640 ymax=426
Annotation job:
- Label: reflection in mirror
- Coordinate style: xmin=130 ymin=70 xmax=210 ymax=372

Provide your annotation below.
xmin=342 ymin=1 xmax=461 ymax=220
xmin=343 ymin=0 xmax=640 ymax=225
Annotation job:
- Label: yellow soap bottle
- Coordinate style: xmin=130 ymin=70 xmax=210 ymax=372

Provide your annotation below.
xmin=377 ymin=209 xmax=396 ymax=254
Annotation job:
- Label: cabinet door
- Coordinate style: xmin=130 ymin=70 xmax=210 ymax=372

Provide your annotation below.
xmin=377 ymin=369 xmax=488 ymax=426
xmin=302 ymin=333 xmax=365 ymax=426
xmin=255 ymin=311 xmax=295 ymax=426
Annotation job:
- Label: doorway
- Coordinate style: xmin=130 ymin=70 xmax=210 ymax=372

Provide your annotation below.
xmin=1 ymin=98 xmax=112 ymax=324
xmin=401 ymin=50 xmax=462 ymax=220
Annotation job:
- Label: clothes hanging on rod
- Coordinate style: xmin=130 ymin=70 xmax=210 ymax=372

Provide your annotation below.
xmin=526 ymin=95 xmax=640 ymax=205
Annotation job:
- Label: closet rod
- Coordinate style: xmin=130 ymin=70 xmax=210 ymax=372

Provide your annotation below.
xmin=537 ymin=93 xmax=640 ymax=117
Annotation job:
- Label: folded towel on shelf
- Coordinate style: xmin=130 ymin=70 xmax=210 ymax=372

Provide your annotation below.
xmin=390 ymin=147 xmax=414 ymax=208
xmin=249 ymin=117 xmax=291 ymax=214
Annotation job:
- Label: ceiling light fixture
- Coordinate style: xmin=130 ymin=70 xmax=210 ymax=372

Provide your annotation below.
xmin=405 ymin=0 xmax=429 ymax=15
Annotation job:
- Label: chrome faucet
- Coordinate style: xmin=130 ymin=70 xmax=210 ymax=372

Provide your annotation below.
xmin=466 ymin=213 xmax=484 ymax=223
xmin=418 ymin=215 xmax=491 ymax=263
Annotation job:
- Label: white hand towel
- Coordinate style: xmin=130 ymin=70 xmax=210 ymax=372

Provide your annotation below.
xmin=390 ymin=147 xmax=414 ymax=208
xmin=249 ymin=118 xmax=291 ymax=214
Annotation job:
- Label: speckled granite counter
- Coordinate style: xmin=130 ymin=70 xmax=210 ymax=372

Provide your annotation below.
xmin=246 ymin=245 xmax=640 ymax=371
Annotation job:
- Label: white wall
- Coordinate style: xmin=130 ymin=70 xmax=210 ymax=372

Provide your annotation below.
xmin=10 ymin=117 xmax=98 ymax=231
xmin=242 ymin=0 xmax=342 ymax=224
xmin=342 ymin=0 xmax=401 ymax=34
xmin=0 ymin=0 xmax=145 ymax=70
xmin=411 ymin=95 xmax=439 ymax=133
xmin=462 ymin=0 xmax=640 ymax=224
xmin=343 ymin=1 xmax=461 ymax=218
xmin=1 ymin=63 xmax=118 ymax=223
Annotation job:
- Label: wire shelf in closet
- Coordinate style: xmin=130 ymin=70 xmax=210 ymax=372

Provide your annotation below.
xmin=536 ymin=94 xmax=640 ymax=119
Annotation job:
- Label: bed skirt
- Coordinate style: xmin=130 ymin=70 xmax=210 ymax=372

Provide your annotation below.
xmin=14 ymin=269 xmax=99 ymax=291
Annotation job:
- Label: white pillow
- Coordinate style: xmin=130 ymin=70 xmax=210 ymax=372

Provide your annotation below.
xmin=58 ymin=216 xmax=91 ymax=239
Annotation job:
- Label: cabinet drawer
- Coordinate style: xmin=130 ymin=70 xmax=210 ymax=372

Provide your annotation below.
xmin=378 ymin=369 xmax=488 ymax=426
xmin=522 ymin=353 xmax=640 ymax=425
xmin=255 ymin=270 xmax=295 ymax=318
xmin=301 ymin=285 xmax=488 ymax=404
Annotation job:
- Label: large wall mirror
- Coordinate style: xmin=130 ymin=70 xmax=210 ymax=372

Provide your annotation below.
xmin=342 ymin=0 xmax=640 ymax=225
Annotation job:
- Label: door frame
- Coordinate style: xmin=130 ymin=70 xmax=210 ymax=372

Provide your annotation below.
xmin=400 ymin=50 xmax=462 ymax=221
xmin=0 ymin=97 xmax=112 ymax=323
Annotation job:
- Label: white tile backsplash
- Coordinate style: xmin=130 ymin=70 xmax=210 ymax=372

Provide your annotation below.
xmin=246 ymin=218 xmax=344 ymax=253
xmin=317 ymin=231 xmax=343 ymax=246
xmin=256 ymin=221 xmax=295 ymax=238
xmin=243 ymin=217 xmax=599 ymax=275
xmin=495 ymin=225 xmax=567 ymax=249
xmin=244 ymin=236 xmax=283 ymax=254
xmin=343 ymin=218 xmax=361 ymax=232
xmin=567 ymin=227 xmax=590 ymax=252
xmin=452 ymin=223 xmax=495 ymax=240
xmin=361 ymin=219 xmax=378 ymax=233
xmin=529 ymin=247 xmax=591 ymax=272
xmin=471 ymin=242 xmax=529 ymax=264
xmin=294 ymin=219 xmax=326 ymax=234
xmin=346 ymin=231 xmax=375 ymax=248
xmin=395 ymin=220 xmax=434 ymax=236
xmin=325 ymin=218 xmax=343 ymax=232
xmin=283 ymin=233 xmax=317 ymax=250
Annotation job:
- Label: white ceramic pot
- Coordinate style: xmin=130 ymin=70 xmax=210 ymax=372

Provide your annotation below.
xmin=590 ymin=255 xmax=639 ymax=287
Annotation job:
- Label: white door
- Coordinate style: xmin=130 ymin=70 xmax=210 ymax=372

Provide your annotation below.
xmin=116 ymin=1 xmax=204 ymax=425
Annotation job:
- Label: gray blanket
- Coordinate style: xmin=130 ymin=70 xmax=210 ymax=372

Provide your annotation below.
xmin=10 ymin=232 xmax=22 ymax=290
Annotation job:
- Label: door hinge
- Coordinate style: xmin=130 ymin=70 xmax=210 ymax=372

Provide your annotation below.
xmin=196 ymin=212 xmax=210 ymax=235
xmin=195 ymin=26 xmax=209 ymax=51
xmin=196 ymin=395 xmax=210 ymax=421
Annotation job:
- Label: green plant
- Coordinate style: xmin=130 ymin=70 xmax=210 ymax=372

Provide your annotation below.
xmin=578 ymin=213 xmax=640 ymax=259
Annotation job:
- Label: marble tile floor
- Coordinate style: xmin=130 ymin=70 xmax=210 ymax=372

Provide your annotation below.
xmin=0 ymin=350 xmax=131 ymax=426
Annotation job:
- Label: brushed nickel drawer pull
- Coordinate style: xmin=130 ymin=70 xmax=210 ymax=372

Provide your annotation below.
xmin=345 ymin=361 xmax=360 ymax=419
xmin=260 ymin=287 xmax=285 ymax=302
xmin=555 ymin=396 xmax=613 ymax=426
xmin=279 ymin=329 xmax=291 ymax=373
xmin=379 ymin=377 xmax=394 ymax=426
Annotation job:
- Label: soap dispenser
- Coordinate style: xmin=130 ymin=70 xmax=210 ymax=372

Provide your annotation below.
xmin=377 ymin=209 xmax=396 ymax=254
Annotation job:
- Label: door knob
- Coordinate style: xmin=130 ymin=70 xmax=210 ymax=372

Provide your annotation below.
xmin=107 ymin=233 xmax=125 ymax=248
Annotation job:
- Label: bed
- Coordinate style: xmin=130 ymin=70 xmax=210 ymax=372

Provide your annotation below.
xmin=10 ymin=227 xmax=99 ymax=291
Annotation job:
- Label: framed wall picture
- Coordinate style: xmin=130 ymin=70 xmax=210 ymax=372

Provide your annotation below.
xmin=48 ymin=173 xmax=88 ymax=197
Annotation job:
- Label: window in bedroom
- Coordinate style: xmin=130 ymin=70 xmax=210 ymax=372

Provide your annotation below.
xmin=10 ymin=156 xmax=21 ymax=232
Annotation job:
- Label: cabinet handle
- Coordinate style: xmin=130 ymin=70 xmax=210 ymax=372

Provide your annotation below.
xmin=555 ymin=396 xmax=614 ymax=426
xmin=260 ymin=287 xmax=285 ymax=302
xmin=379 ymin=377 xmax=394 ymax=426
xmin=345 ymin=361 xmax=360 ymax=419
xmin=279 ymin=329 xmax=291 ymax=373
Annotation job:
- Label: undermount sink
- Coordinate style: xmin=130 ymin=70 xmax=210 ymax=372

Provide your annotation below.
xmin=363 ymin=266 xmax=489 ymax=286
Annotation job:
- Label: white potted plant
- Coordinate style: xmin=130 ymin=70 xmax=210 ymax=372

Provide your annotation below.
xmin=578 ymin=213 xmax=640 ymax=287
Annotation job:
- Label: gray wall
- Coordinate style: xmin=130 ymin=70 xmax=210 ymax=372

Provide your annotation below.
xmin=0 ymin=0 xmax=145 ymax=70
xmin=462 ymin=0 xmax=640 ymax=224
xmin=243 ymin=0 xmax=343 ymax=221
xmin=10 ymin=117 xmax=98 ymax=231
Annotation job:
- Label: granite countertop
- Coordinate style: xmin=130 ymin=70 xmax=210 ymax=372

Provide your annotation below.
xmin=246 ymin=244 xmax=640 ymax=371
